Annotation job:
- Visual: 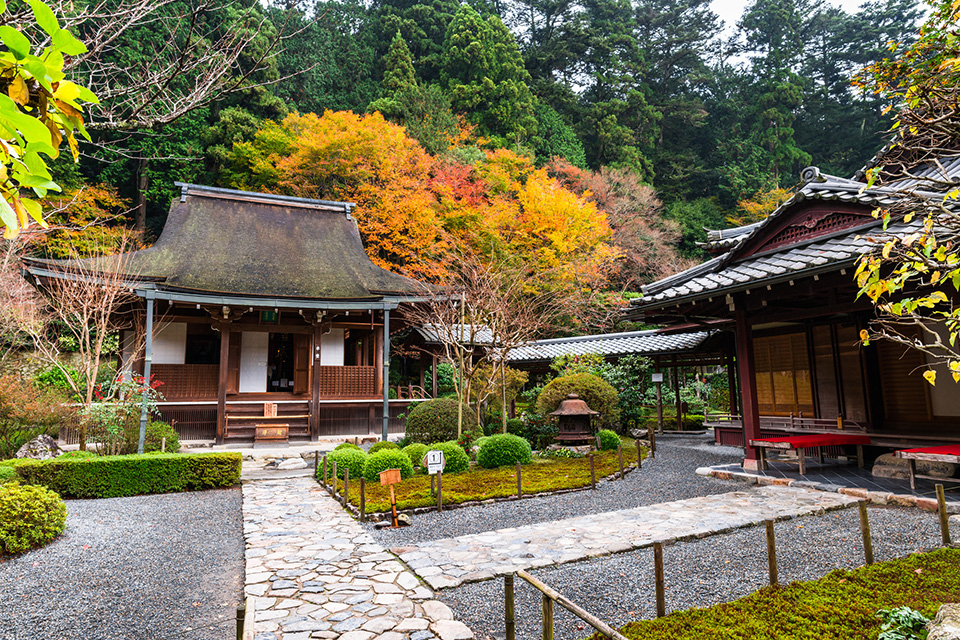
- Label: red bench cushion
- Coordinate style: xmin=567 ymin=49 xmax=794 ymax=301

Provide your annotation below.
xmin=897 ymin=444 xmax=960 ymax=456
xmin=750 ymin=434 xmax=871 ymax=448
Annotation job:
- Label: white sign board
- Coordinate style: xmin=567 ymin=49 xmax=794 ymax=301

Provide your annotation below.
xmin=651 ymin=373 xmax=664 ymax=383
xmin=425 ymin=450 xmax=446 ymax=475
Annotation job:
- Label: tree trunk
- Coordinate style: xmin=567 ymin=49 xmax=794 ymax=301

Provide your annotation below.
xmin=135 ymin=156 xmax=149 ymax=232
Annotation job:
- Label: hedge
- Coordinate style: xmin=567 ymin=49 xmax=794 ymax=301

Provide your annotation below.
xmin=325 ymin=448 xmax=367 ymax=480
xmin=477 ymin=434 xmax=532 ymax=469
xmin=0 ymin=482 xmax=66 ymax=554
xmin=13 ymin=452 xmax=242 ymax=498
xmin=536 ymin=373 xmax=620 ymax=428
xmin=362 ymin=449 xmax=414 ymax=482
xmin=401 ymin=443 xmax=428 ymax=469
xmin=404 ymin=398 xmax=479 ymax=444
xmin=334 ymin=442 xmax=362 ymax=451
xmin=368 ymin=441 xmax=400 ymax=455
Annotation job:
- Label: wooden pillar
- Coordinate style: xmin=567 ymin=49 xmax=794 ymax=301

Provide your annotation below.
xmin=382 ymin=308 xmax=391 ymax=441
xmin=736 ymin=304 xmax=762 ymax=468
xmin=432 ymin=353 xmax=438 ymax=398
xmin=216 ymin=322 xmax=230 ymax=445
xmin=673 ymin=355 xmax=682 ymax=431
xmin=726 ymin=349 xmax=738 ymax=416
xmin=311 ymin=324 xmax=323 ymax=440
xmin=419 ymin=353 xmax=427 ymax=392
xmin=374 ymin=321 xmax=384 ymax=395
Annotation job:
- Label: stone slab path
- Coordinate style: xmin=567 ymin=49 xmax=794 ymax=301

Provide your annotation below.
xmin=243 ymin=477 xmax=474 ymax=640
xmin=394 ymin=486 xmax=859 ymax=590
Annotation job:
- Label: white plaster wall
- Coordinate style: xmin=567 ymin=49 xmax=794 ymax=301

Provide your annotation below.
xmin=924 ymin=323 xmax=960 ymax=416
xmin=321 ymin=329 xmax=345 ymax=366
xmin=239 ymin=332 xmax=269 ymax=393
xmin=120 ymin=330 xmax=136 ymax=381
xmin=153 ymin=323 xmax=186 ymax=365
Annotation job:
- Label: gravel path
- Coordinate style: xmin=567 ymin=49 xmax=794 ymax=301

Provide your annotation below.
xmin=367 ymin=434 xmax=745 ymax=545
xmin=441 ymin=504 xmax=951 ymax=640
xmin=0 ymin=488 xmax=243 ymax=640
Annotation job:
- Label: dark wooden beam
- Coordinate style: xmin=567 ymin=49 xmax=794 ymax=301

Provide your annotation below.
xmin=216 ymin=324 xmax=230 ymax=444
xmin=735 ymin=300 xmax=762 ymax=468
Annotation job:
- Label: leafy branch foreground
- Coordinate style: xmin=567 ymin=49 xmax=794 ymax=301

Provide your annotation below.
xmin=600 ymin=548 xmax=960 ymax=640
xmin=324 ymin=445 xmax=641 ymax=513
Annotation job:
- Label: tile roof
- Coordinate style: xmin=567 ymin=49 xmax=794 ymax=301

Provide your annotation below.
xmin=415 ymin=324 xmax=496 ymax=346
xmin=507 ymin=329 xmax=715 ymax=364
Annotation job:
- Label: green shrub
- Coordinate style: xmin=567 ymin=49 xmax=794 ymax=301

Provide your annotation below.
xmin=477 ymin=434 xmax=532 ymax=469
xmin=474 ymin=436 xmax=490 ymax=451
xmin=334 ymin=442 xmax=362 ymax=451
xmin=58 ymin=450 xmax=97 ymax=459
xmin=363 ymin=449 xmax=414 ymax=482
xmin=368 ymin=441 xmax=400 ymax=455
xmin=683 ymin=414 xmax=705 ymax=430
xmin=402 ymin=443 xmax=428 ymax=468
xmin=404 ymin=398 xmax=478 ymax=444
xmin=0 ymin=467 xmax=15 ymax=483
xmin=0 ymin=482 xmax=67 ymax=554
xmin=537 ymin=447 xmax=583 ymax=459
xmin=0 ymin=375 xmax=75 ymax=460
xmin=535 ymin=373 xmax=620 ymax=428
xmin=597 ymin=429 xmax=621 ymax=451
xmin=13 ymin=452 xmax=241 ymax=498
xmin=506 ymin=418 xmax=524 ymax=436
xmin=427 ymin=441 xmax=469 ymax=474
xmin=123 ymin=420 xmax=180 ymax=454
xmin=325 ymin=448 xmax=367 ymax=480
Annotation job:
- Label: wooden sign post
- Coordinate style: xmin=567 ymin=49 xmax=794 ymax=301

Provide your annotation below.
xmin=379 ymin=468 xmax=402 ymax=528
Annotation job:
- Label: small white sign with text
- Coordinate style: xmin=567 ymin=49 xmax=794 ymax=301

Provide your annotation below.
xmin=425 ymin=449 xmax=446 ymax=475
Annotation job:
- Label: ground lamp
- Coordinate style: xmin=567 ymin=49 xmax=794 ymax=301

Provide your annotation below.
xmin=550 ymin=393 xmax=599 ymax=443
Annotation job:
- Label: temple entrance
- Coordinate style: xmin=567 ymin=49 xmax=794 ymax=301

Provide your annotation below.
xmin=268 ymin=333 xmax=295 ymax=392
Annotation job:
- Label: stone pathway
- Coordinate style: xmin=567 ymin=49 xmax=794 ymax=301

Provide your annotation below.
xmin=243 ymin=477 xmax=475 ymax=640
xmin=394 ymin=486 xmax=859 ymax=590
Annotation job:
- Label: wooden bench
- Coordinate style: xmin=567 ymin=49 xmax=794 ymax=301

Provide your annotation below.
xmin=895 ymin=444 xmax=960 ymax=491
xmin=749 ymin=434 xmax=871 ymax=475
xmin=225 ymin=402 xmax=309 ymax=446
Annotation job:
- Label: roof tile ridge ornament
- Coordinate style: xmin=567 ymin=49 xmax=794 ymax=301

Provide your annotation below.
xmin=173 ymin=181 xmax=357 ymax=215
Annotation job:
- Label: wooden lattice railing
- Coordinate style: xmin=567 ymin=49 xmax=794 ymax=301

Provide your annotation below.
xmin=317 ymin=366 xmax=378 ymax=398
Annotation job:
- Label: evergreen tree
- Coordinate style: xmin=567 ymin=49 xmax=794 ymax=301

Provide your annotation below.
xmin=441 ymin=5 xmax=537 ymax=146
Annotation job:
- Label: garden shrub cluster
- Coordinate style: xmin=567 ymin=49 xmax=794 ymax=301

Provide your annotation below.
xmin=597 ymin=429 xmax=621 ymax=451
xmin=0 ymin=466 xmax=15 ymax=483
xmin=334 ymin=442 xmax=362 ymax=451
xmin=123 ymin=420 xmax=180 ymax=454
xmin=0 ymin=375 xmax=75 ymax=460
xmin=427 ymin=441 xmax=469 ymax=473
xmin=0 ymin=482 xmax=67 ymax=554
xmin=477 ymin=434 xmax=532 ymax=469
xmin=58 ymin=450 xmax=97 ymax=459
xmin=326 ymin=448 xmax=367 ymax=479
xmin=505 ymin=418 xmax=524 ymax=436
xmin=404 ymin=398 xmax=478 ymax=444
xmin=368 ymin=441 xmax=399 ymax=455
xmin=611 ymin=549 xmax=960 ymax=640
xmin=13 ymin=452 xmax=241 ymax=498
xmin=535 ymin=373 xmax=620 ymax=429
xmin=401 ymin=443 xmax=428 ymax=468
xmin=363 ymin=449 xmax=414 ymax=482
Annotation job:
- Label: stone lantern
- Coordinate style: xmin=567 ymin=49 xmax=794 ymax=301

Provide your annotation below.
xmin=550 ymin=393 xmax=599 ymax=443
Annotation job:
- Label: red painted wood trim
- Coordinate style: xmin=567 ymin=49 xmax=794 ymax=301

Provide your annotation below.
xmin=736 ymin=305 xmax=762 ymax=461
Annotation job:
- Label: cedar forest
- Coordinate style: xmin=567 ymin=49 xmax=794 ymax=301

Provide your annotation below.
xmin=26 ymin=0 xmax=924 ymax=333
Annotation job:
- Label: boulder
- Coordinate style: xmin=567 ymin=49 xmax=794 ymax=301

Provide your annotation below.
xmin=872 ymin=453 xmax=958 ymax=480
xmin=16 ymin=434 xmax=60 ymax=460
xmin=928 ymin=603 xmax=960 ymax=640
xmin=630 ymin=428 xmax=649 ymax=439
xmin=277 ymin=457 xmax=308 ymax=470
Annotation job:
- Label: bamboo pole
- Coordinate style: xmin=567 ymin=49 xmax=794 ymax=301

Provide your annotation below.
xmin=343 ymin=467 xmax=349 ymax=507
xmin=765 ymin=520 xmax=778 ymax=586
xmin=516 ymin=461 xmax=522 ymax=499
xmin=359 ymin=477 xmax=366 ymax=523
xmin=331 ymin=461 xmax=337 ymax=500
xmin=936 ymin=484 xmax=951 ymax=546
xmin=589 ymin=453 xmax=596 ymax=490
xmin=618 ymin=445 xmax=624 ymax=480
xmin=504 ymin=573 xmax=515 ymax=640
xmin=542 ymin=593 xmax=554 ymax=640
xmin=654 ymin=542 xmax=666 ymax=617
xmin=635 ymin=438 xmax=642 ymax=470
xmin=515 ymin=569 xmax=629 ymax=640
xmin=322 ymin=455 xmax=328 ymax=488
xmin=859 ymin=501 xmax=874 ymax=565
xmin=650 ymin=430 xmax=656 ymax=457
xmin=437 ymin=471 xmax=443 ymax=512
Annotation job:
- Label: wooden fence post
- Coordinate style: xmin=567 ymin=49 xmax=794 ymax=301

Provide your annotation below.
xmin=504 ymin=573 xmax=516 ymax=640
xmin=589 ymin=453 xmax=596 ymax=490
xmin=859 ymin=501 xmax=874 ymax=565
xmin=650 ymin=430 xmax=656 ymax=457
xmin=618 ymin=446 xmax=625 ymax=480
xmin=542 ymin=593 xmax=554 ymax=640
xmin=235 ymin=600 xmax=245 ymax=640
xmin=331 ymin=461 xmax=337 ymax=500
xmin=322 ymin=455 xmax=328 ymax=488
xmin=437 ymin=471 xmax=443 ymax=512
xmin=635 ymin=438 xmax=642 ymax=470
xmin=516 ymin=462 xmax=522 ymax=499
xmin=653 ymin=542 xmax=666 ymax=617
xmin=936 ymin=484 xmax=951 ymax=546
xmin=765 ymin=520 xmax=778 ymax=586
xmin=314 ymin=450 xmax=319 ymax=474
xmin=360 ymin=477 xmax=366 ymax=523
xmin=343 ymin=467 xmax=350 ymax=507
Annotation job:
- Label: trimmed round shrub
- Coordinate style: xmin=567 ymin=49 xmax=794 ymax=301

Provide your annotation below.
xmin=123 ymin=420 xmax=180 ymax=454
xmin=477 ymin=434 xmax=532 ymax=469
xmin=326 ymin=448 xmax=367 ymax=480
xmin=404 ymin=398 xmax=479 ymax=444
xmin=401 ymin=443 xmax=428 ymax=468
xmin=426 ymin=441 xmax=469 ymax=474
xmin=368 ymin=441 xmax=400 ymax=455
xmin=334 ymin=442 xmax=362 ymax=451
xmin=0 ymin=482 xmax=67 ymax=554
xmin=58 ymin=450 xmax=96 ymax=459
xmin=0 ymin=467 xmax=15 ymax=483
xmin=597 ymin=429 xmax=621 ymax=451
xmin=535 ymin=373 xmax=620 ymax=428
xmin=362 ymin=449 xmax=414 ymax=482
xmin=474 ymin=436 xmax=490 ymax=451
xmin=506 ymin=418 xmax=524 ymax=436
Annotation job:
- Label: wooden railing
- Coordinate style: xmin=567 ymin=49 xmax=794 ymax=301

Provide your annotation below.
xmin=317 ymin=365 xmax=377 ymax=398
xmin=705 ymin=412 xmax=867 ymax=433
xmin=153 ymin=364 xmax=219 ymax=399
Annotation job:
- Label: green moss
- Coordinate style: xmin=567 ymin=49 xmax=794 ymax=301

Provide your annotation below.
xmin=12 ymin=452 xmax=241 ymax=498
xmin=598 ymin=549 xmax=960 ymax=640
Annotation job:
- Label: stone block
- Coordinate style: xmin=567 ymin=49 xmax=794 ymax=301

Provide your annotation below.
xmin=839 ymin=488 xmax=868 ymax=498
xmin=916 ymin=497 xmax=940 ymax=512
xmin=422 ymin=600 xmax=454 ymax=622
xmin=432 ymin=620 xmax=474 ymax=640
xmin=927 ymin=603 xmax=960 ymax=640
xmin=873 ymin=453 xmax=958 ymax=480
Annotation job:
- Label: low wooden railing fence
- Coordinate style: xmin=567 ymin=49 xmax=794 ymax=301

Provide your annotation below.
xmin=704 ymin=412 xmax=867 ymax=433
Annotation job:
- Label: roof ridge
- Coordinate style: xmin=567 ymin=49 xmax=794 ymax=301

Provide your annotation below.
xmin=175 ymin=182 xmax=357 ymax=212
